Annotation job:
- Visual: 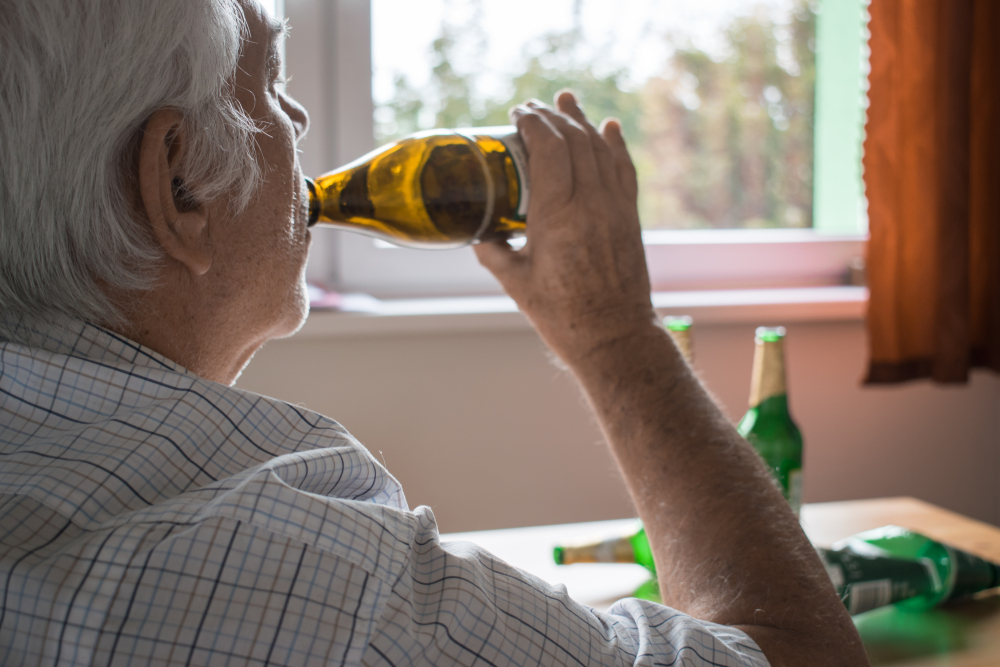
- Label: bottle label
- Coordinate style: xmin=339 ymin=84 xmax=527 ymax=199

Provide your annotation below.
xmin=497 ymin=132 xmax=530 ymax=220
xmin=593 ymin=536 xmax=636 ymax=563
xmin=844 ymin=578 xmax=894 ymax=615
xmin=818 ymin=547 xmax=936 ymax=615
xmin=787 ymin=467 xmax=803 ymax=516
xmin=748 ymin=340 xmax=787 ymax=407
xmin=560 ymin=536 xmax=636 ymax=564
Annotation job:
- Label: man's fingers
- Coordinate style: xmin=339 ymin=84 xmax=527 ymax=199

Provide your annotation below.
xmin=555 ymin=91 xmax=621 ymax=198
xmin=525 ymin=100 xmax=602 ymax=191
xmin=473 ymin=238 xmax=525 ymax=284
xmin=510 ymin=106 xmax=573 ymax=209
xmin=600 ymin=118 xmax=639 ymax=202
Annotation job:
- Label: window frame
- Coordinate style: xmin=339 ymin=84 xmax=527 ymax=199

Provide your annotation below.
xmin=284 ymin=0 xmax=869 ymax=299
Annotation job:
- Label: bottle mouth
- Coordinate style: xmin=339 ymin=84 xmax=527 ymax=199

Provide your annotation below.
xmin=664 ymin=315 xmax=693 ymax=332
xmin=305 ymin=177 xmax=320 ymax=227
xmin=755 ymin=326 xmax=786 ymax=343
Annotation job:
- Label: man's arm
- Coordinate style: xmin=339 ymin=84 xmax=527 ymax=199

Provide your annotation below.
xmin=474 ymin=92 xmax=869 ymax=667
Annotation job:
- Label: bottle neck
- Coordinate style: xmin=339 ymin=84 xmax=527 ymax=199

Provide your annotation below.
xmin=305 ymin=177 xmax=321 ymax=227
xmin=667 ymin=328 xmax=693 ymax=363
xmin=749 ymin=339 xmax=787 ymax=408
xmin=555 ymin=535 xmax=636 ymax=565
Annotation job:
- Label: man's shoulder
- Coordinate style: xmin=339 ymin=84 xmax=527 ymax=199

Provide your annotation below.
xmin=0 ymin=477 xmax=418 ymax=667
xmin=0 ymin=315 xmax=411 ymax=537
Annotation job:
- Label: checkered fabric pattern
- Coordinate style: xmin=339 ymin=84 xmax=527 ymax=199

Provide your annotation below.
xmin=0 ymin=315 xmax=769 ymax=666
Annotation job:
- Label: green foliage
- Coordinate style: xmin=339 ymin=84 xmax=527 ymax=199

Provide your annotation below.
xmin=375 ymin=0 xmax=816 ymax=230
xmin=638 ymin=2 xmax=816 ymax=229
xmin=376 ymin=6 xmax=641 ymax=145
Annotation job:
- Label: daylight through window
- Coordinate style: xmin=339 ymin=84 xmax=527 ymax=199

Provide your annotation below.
xmin=373 ymin=0 xmax=820 ymax=232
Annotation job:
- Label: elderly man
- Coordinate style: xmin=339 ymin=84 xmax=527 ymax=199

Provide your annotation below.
xmin=0 ymin=0 xmax=867 ymax=665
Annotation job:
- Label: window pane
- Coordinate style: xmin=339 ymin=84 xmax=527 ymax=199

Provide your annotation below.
xmin=372 ymin=0 xmax=817 ymax=231
xmin=259 ymin=0 xmax=280 ymax=19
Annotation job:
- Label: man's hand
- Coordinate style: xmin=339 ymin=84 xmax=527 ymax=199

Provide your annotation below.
xmin=474 ymin=92 xmax=660 ymax=366
xmin=475 ymin=92 xmax=870 ymax=666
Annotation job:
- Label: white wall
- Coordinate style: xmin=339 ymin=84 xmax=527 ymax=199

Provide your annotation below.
xmin=237 ymin=318 xmax=1000 ymax=533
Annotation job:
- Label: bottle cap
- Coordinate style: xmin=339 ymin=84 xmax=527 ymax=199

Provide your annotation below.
xmin=755 ymin=326 xmax=786 ymax=343
xmin=664 ymin=315 xmax=693 ymax=332
xmin=553 ymin=546 xmax=567 ymax=565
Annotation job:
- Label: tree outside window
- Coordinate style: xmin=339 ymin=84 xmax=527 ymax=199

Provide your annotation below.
xmin=374 ymin=0 xmax=817 ymax=231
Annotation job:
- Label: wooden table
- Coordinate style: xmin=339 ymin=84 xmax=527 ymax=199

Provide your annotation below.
xmin=441 ymin=497 xmax=1000 ymax=666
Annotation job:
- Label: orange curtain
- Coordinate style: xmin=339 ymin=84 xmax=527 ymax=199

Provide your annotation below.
xmin=864 ymin=0 xmax=1000 ymax=383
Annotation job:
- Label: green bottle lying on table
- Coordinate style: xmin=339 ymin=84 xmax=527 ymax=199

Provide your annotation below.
xmin=554 ymin=524 xmax=1000 ymax=614
xmin=824 ymin=525 xmax=1000 ymax=614
xmin=553 ymin=521 xmax=655 ymax=570
xmin=552 ymin=521 xmax=661 ymax=603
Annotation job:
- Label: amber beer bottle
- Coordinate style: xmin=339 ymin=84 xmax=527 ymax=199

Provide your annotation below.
xmin=736 ymin=327 xmax=804 ymax=516
xmin=305 ymin=126 xmax=529 ymax=248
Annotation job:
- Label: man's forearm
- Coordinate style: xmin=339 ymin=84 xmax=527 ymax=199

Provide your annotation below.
xmin=474 ymin=92 xmax=868 ymax=666
xmin=566 ymin=318 xmax=868 ymax=665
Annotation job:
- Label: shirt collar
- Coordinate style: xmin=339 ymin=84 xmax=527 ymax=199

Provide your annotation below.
xmin=0 ymin=311 xmax=193 ymax=376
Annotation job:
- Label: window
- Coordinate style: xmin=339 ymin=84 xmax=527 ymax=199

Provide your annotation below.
xmin=259 ymin=0 xmax=281 ymax=19
xmin=283 ymin=0 xmax=869 ymax=299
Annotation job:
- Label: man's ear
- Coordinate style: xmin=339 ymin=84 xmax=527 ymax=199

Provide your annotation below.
xmin=138 ymin=109 xmax=213 ymax=276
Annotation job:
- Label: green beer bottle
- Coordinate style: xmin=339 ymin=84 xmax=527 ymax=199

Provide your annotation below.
xmin=663 ymin=315 xmax=693 ymax=363
xmin=737 ymin=327 xmax=803 ymax=516
xmin=555 ymin=523 xmax=1000 ymax=613
xmin=553 ymin=522 xmax=661 ymax=603
xmin=553 ymin=521 xmax=655 ymax=571
xmin=824 ymin=525 xmax=1000 ymax=614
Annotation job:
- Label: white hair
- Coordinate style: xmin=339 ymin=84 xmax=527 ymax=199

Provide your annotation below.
xmin=0 ymin=0 xmax=262 ymax=332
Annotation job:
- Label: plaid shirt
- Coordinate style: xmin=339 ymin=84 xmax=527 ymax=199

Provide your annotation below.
xmin=0 ymin=315 xmax=768 ymax=667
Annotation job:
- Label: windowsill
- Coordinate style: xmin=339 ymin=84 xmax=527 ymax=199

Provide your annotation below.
xmin=289 ymin=285 xmax=867 ymax=340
